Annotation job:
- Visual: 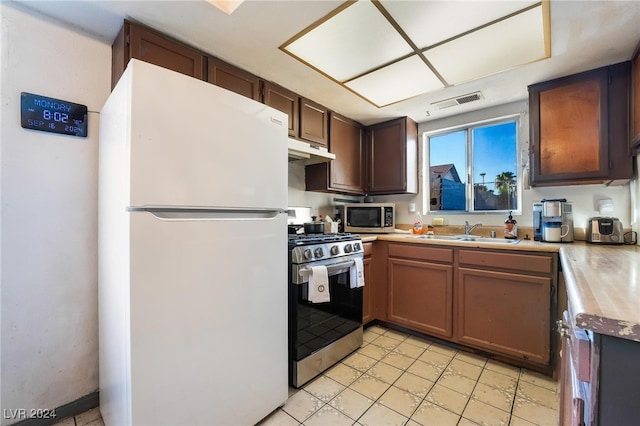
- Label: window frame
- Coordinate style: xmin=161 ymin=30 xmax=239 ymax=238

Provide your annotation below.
xmin=422 ymin=114 xmax=522 ymax=215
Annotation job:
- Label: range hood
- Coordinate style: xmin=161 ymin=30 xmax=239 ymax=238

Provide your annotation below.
xmin=288 ymin=138 xmax=335 ymax=163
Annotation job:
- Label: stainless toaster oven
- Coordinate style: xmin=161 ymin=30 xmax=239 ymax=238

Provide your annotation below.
xmin=586 ymin=217 xmax=623 ymax=244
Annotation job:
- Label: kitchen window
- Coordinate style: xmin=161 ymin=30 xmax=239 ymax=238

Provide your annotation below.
xmin=423 ymin=117 xmax=520 ymax=213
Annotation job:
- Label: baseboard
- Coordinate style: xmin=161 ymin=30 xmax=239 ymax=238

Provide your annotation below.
xmin=8 ymin=391 xmax=99 ymax=426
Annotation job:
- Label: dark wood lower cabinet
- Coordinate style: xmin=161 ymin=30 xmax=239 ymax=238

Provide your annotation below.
xmin=369 ymin=242 xmax=557 ymax=372
xmin=386 ymin=244 xmax=454 ymax=338
xmin=559 ymin=309 xmax=640 ymax=425
xmin=362 ymin=243 xmax=374 ymax=325
xmin=388 ymin=258 xmax=453 ymax=338
xmin=457 ymin=268 xmax=551 ymax=364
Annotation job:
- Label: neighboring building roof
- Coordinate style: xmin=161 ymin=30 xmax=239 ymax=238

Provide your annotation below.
xmin=430 ymin=163 xmax=461 ymax=183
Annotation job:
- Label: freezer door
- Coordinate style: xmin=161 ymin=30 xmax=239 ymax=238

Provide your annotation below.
xmin=128 ymin=210 xmax=288 ymax=425
xmin=103 ymin=59 xmax=288 ymax=210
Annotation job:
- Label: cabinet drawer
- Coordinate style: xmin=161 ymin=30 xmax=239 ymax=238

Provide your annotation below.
xmin=388 ymin=244 xmax=453 ymax=263
xmin=564 ymin=311 xmax=592 ymax=382
xmin=458 ymin=249 xmax=553 ymax=274
xmin=363 ymin=242 xmax=373 ymax=257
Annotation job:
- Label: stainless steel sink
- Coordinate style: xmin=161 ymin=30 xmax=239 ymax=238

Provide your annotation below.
xmin=455 ymin=236 xmax=520 ymax=244
xmin=408 ymin=235 xmax=461 ymax=240
xmin=408 ymin=234 xmax=520 ymax=244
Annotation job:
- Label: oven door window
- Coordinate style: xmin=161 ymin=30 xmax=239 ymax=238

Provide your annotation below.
xmin=292 ymin=271 xmax=362 ymax=361
xmin=348 ymin=208 xmax=381 ymax=227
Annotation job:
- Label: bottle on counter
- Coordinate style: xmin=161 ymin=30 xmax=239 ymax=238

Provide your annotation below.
xmin=504 ymin=210 xmax=518 ymax=239
xmin=412 ymin=213 xmax=424 ymax=235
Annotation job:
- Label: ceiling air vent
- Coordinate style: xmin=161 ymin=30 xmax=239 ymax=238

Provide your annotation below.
xmin=432 ymin=91 xmax=484 ymax=110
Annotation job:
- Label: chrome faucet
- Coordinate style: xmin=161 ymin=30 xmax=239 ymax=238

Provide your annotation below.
xmin=464 ymin=221 xmax=482 ymax=235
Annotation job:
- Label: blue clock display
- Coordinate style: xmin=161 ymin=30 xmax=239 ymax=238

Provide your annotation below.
xmin=21 ymin=92 xmax=88 ymax=137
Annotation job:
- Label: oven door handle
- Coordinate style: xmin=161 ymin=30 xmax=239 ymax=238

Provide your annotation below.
xmin=298 ymin=259 xmax=355 ymax=279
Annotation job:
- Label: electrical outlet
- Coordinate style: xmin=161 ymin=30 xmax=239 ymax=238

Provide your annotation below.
xmin=409 ymin=203 xmax=416 ymax=213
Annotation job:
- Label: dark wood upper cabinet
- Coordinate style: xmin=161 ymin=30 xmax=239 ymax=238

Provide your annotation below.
xmin=305 ymin=112 xmax=364 ymax=194
xmin=529 ymin=62 xmax=632 ymax=186
xmin=631 ymin=42 xmax=640 ymax=151
xmin=365 ymin=116 xmax=418 ymax=195
xmin=112 ymin=21 xmax=205 ymax=89
xmin=299 ymin=98 xmax=329 ymax=148
xmin=207 ymin=56 xmax=261 ymax=101
xmin=263 ymin=81 xmax=299 ymax=137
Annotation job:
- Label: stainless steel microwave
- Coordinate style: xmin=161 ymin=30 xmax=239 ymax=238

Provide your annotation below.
xmin=342 ymin=203 xmax=395 ymax=233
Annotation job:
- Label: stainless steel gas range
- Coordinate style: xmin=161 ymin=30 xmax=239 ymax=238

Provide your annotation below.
xmin=288 ymin=233 xmax=364 ymax=388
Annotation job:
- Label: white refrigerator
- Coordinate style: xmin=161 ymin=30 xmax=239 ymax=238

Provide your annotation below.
xmin=98 ymin=59 xmax=288 ymax=426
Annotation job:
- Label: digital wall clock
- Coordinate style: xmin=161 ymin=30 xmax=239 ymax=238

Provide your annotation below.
xmin=21 ymin=92 xmax=88 ymax=137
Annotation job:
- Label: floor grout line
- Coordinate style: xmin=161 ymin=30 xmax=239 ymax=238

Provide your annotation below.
xmin=295 ymin=326 xmax=559 ymax=426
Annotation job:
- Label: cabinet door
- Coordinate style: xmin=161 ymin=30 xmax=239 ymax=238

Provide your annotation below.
xmin=362 ymin=243 xmax=374 ymax=324
xmin=559 ymin=313 xmax=587 ymax=426
xmin=457 ymin=267 xmax=551 ymax=364
xmin=388 ymin=258 xmax=453 ymax=338
xmin=112 ymin=22 xmax=204 ymax=85
xmin=631 ymin=44 xmax=640 ymax=150
xmin=263 ymin=81 xmax=299 ymax=137
xmin=530 ymin=68 xmax=608 ymax=184
xmin=366 ymin=117 xmax=417 ymax=194
xmin=299 ymin=98 xmax=329 ymax=147
xmin=207 ymin=56 xmax=261 ymax=101
xmin=305 ymin=113 xmax=364 ymax=194
xmin=330 ymin=113 xmax=364 ymax=193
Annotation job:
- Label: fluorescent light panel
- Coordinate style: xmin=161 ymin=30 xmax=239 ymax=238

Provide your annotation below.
xmin=284 ymin=0 xmax=412 ymax=81
xmin=206 ymin=0 xmax=244 ymax=15
xmin=345 ymin=55 xmax=444 ymax=107
xmin=380 ymin=0 xmax=539 ymax=49
xmin=425 ymin=6 xmax=547 ymax=84
xmin=281 ymin=0 xmax=549 ymax=107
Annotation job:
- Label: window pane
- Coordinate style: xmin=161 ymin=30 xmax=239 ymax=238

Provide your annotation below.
xmin=472 ymin=121 xmax=517 ymax=211
xmin=429 ymin=130 xmax=466 ymax=210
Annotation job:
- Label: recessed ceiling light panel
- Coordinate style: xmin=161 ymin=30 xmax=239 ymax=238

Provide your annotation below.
xmin=345 ymin=55 xmax=444 ymax=107
xmin=280 ymin=0 xmax=550 ymax=108
xmin=424 ymin=5 xmax=548 ymax=84
xmin=283 ymin=0 xmax=413 ymax=82
xmin=381 ymin=0 xmax=538 ymax=49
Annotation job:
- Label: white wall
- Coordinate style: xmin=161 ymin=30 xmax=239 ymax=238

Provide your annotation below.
xmin=0 ymin=4 xmax=111 ymax=423
xmin=288 ymin=161 xmax=347 ymax=218
xmin=375 ymin=101 xmax=633 ymax=230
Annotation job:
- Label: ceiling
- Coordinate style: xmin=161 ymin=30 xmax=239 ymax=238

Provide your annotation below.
xmin=10 ymin=0 xmax=640 ymax=126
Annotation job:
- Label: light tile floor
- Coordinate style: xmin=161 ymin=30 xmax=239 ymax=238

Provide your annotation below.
xmin=260 ymin=325 xmax=559 ymax=426
xmin=57 ymin=325 xmax=559 ymax=426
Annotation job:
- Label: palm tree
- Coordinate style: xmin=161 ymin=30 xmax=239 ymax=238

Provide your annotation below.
xmin=495 ymin=171 xmax=516 ymax=195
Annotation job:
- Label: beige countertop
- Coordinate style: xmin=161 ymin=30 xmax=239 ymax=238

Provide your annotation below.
xmin=358 ymin=232 xmax=640 ymax=342
xmin=560 ymin=243 xmax=640 ymax=342
xmin=364 ymin=232 xmax=563 ymax=252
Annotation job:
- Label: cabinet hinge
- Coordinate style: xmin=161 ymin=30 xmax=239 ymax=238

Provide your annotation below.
xmin=610 ymin=160 xmax=613 ymax=169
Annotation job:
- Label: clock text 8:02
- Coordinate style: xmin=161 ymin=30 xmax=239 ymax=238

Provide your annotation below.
xmin=43 ymin=110 xmax=68 ymax=123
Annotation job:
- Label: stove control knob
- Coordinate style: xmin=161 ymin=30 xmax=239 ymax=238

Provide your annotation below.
xmin=314 ymin=247 xmax=324 ymax=258
xmin=352 ymin=242 xmax=361 ymax=252
xmin=344 ymin=244 xmax=353 ymax=253
xmin=303 ymin=249 xmax=313 ymax=260
xmin=330 ymin=245 xmax=340 ymax=256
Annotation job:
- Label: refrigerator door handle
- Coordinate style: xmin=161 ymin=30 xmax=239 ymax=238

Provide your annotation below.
xmin=129 ymin=207 xmax=287 ymax=220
